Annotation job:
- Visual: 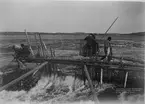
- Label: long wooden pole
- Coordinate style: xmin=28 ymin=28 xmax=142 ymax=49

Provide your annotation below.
xmin=105 ymin=17 xmax=119 ymax=34
xmin=84 ymin=65 xmax=99 ymax=104
xmin=24 ymin=29 xmax=34 ymax=56
xmin=0 ymin=62 xmax=48 ymax=92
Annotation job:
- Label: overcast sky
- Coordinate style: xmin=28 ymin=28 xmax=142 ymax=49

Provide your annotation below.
xmin=0 ymin=0 xmax=144 ymax=33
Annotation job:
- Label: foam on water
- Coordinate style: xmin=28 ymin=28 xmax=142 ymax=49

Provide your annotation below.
xmin=0 ymin=75 xmax=144 ymax=104
xmin=0 ymin=74 xmax=85 ymax=104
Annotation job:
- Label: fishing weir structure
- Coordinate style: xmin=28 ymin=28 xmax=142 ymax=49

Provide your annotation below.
xmin=0 ymin=31 xmax=144 ymax=103
xmin=0 ymin=18 xmax=144 ymax=102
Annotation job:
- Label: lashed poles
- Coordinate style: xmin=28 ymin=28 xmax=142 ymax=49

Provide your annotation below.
xmin=24 ymin=29 xmax=34 ymax=56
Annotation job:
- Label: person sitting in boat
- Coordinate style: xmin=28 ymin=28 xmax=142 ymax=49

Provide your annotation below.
xmin=101 ymin=37 xmax=112 ymax=62
xmin=82 ymin=33 xmax=99 ymax=57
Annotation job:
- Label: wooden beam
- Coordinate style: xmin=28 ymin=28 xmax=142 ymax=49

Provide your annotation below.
xmin=0 ymin=62 xmax=48 ymax=92
xmin=24 ymin=58 xmax=144 ymax=71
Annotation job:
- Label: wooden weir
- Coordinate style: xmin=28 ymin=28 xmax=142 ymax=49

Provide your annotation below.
xmin=0 ymin=57 xmax=144 ymax=90
xmin=0 ymin=55 xmax=144 ymax=104
xmin=0 ymin=31 xmax=144 ymax=103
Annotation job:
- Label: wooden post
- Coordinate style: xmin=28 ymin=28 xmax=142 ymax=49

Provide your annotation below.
xmin=24 ymin=29 xmax=34 ymax=56
xmin=34 ymin=34 xmax=40 ymax=56
xmin=100 ymin=68 xmax=103 ymax=85
xmin=50 ymin=47 xmax=52 ymax=58
xmin=72 ymin=69 xmax=77 ymax=91
xmin=84 ymin=65 xmax=99 ymax=104
xmin=38 ymin=34 xmax=45 ymax=57
xmin=42 ymin=41 xmax=49 ymax=57
xmin=124 ymin=71 xmax=128 ymax=88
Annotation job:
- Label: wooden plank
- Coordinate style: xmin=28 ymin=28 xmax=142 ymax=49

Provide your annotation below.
xmin=0 ymin=62 xmax=48 ymax=92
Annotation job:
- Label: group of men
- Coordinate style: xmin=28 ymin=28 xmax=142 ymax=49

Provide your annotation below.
xmin=12 ymin=34 xmax=112 ymax=62
xmin=82 ymin=33 xmax=112 ymax=62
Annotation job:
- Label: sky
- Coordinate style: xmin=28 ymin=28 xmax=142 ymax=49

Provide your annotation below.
xmin=0 ymin=0 xmax=144 ymax=33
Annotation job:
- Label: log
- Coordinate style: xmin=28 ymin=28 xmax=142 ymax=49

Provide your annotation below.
xmin=0 ymin=62 xmax=48 ymax=92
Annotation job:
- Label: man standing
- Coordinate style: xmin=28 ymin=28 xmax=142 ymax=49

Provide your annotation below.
xmin=82 ymin=33 xmax=99 ymax=57
xmin=103 ymin=37 xmax=112 ymax=62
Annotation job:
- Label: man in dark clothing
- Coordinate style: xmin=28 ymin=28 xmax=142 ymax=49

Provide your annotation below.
xmin=82 ymin=34 xmax=99 ymax=57
xmin=90 ymin=34 xmax=99 ymax=56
